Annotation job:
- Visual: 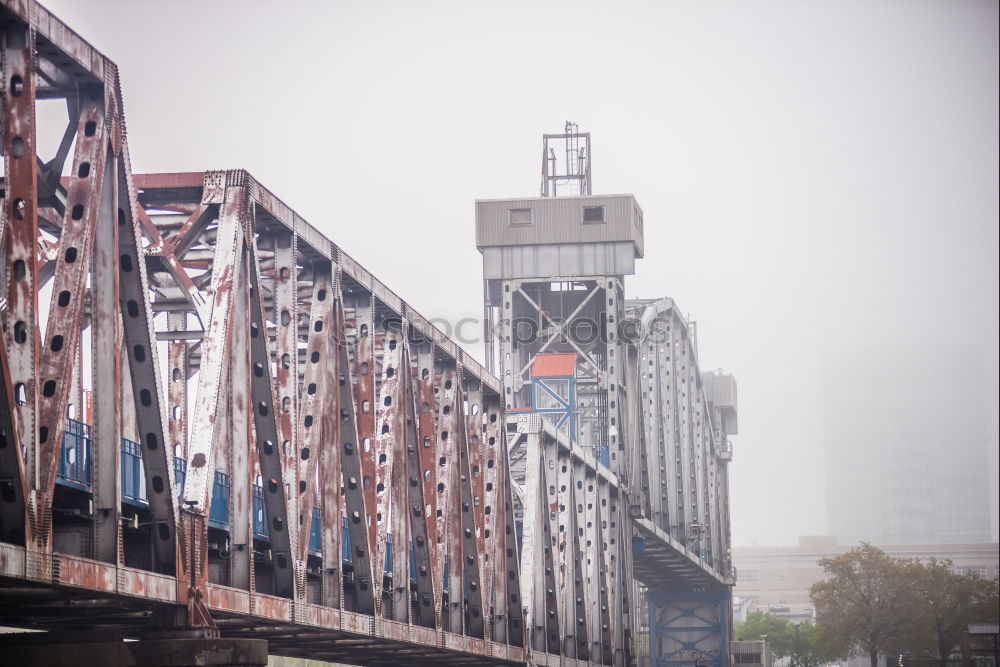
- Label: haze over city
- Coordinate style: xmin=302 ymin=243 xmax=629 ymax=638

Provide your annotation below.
xmin=40 ymin=0 xmax=1000 ymax=547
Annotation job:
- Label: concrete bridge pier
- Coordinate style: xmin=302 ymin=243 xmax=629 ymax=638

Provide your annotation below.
xmin=0 ymin=629 xmax=268 ymax=667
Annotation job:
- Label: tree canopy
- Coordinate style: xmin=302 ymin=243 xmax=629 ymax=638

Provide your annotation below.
xmin=734 ymin=611 xmax=832 ymax=667
xmin=808 ymin=543 xmax=999 ymax=667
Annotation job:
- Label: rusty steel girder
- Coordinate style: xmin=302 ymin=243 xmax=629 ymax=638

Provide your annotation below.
xmin=0 ymin=2 xmax=745 ymax=666
xmin=0 ymin=0 xmax=526 ymax=656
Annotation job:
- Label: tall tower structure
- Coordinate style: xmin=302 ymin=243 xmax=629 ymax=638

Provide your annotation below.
xmin=477 ymin=124 xmax=738 ymax=666
xmin=479 ymin=123 xmax=643 ymax=477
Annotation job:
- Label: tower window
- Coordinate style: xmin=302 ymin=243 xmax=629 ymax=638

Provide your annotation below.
xmin=509 ymin=208 xmax=532 ymax=226
xmin=582 ymin=206 xmax=605 ymax=224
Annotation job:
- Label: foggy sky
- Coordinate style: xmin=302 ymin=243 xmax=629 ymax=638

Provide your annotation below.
xmin=40 ymin=0 xmax=999 ymax=546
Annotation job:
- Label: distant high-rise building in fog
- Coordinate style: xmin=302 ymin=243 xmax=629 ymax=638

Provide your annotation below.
xmin=823 ymin=344 xmax=992 ymax=545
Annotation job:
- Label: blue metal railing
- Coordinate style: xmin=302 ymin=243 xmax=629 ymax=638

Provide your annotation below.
xmin=252 ymin=484 xmax=267 ymax=539
xmin=174 ymin=458 xmax=187 ymax=496
xmin=121 ymin=438 xmax=145 ymax=505
xmin=57 ymin=423 xmax=430 ymax=581
xmin=58 ymin=418 xmax=92 ymax=489
xmin=209 ymin=472 xmax=230 ymax=530
xmin=309 ymin=507 xmax=322 ymax=554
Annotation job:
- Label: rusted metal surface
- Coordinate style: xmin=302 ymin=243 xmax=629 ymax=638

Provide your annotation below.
xmin=35 ymin=91 xmax=107 ymax=521
xmin=335 ymin=297 xmax=376 ymax=616
xmin=184 ymin=189 xmax=241 ymax=511
xmin=54 ymin=553 xmax=116 ymax=593
xmin=117 ymin=142 xmax=179 ymax=572
xmin=118 ymin=567 xmax=177 ymax=602
xmin=373 ymin=322 xmax=400 ymax=609
xmin=433 ymin=363 xmax=460 ymax=632
xmin=91 ymin=150 xmax=121 ymax=566
xmin=2 ymin=21 xmax=41 ymax=529
xmin=414 ymin=347 xmax=441 ymax=626
xmin=246 ymin=240 xmax=297 ymax=600
xmin=0 ymin=3 xmax=738 ymax=665
xmin=458 ymin=382 xmax=485 ymax=639
xmin=206 ymin=583 xmax=251 ymax=615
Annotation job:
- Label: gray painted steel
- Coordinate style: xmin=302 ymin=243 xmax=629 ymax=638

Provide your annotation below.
xmin=475 ymin=195 xmax=644 ymax=258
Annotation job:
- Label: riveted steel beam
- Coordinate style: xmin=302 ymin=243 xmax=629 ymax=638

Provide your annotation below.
xmin=247 ymin=229 xmax=297 ymax=599
xmin=373 ymin=319 xmax=401 ymax=611
xmin=412 ymin=345 xmax=440 ymax=628
xmin=3 ymin=21 xmax=41 ymax=521
xmin=458 ymin=380 xmax=485 ymax=639
xmin=295 ymin=264 xmax=335 ymax=563
xmin=90 ymin=148 xmax=121 ymax=566
xmin=335 ymin=296 xmax=376 ymax=615
xmin=117 ymin=144 xmax=178 ymax=573
xmin=433 ymin=362 xmax=461 ymax=633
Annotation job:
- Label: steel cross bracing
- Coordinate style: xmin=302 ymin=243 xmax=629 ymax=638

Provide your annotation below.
xmin=0 ymin=1 xmax=545 ymax=664
xmin=0 ymin=2 xmax=737 ymax=666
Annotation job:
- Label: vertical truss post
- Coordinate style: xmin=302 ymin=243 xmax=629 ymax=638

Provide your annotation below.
xmin=665 ymin=321 xmax=681 ymax=536
xmin=91 ymin=150 xmax=121 ymax=565
xmin=336 ymin=297 xmax=376 ymax=615
xmin=499 ymin=430 xmax=525 ymax=649
xmin=316 ymin=278 xmax=343 ymax=610
xmin=271 ymin=229 xmax=299 ymax=592
xmin=35 ymin=88 xmax=107 ymax=551
xmin=480 ymin=395 xmax=505 ymax=642
xmin=540 ymin=435 xmax=563 ymax=654
xmin=181 ymin=179 xmax=246 ymax=625
xmin=520 ymin=425 xmax=560 ymax=654
xmin=433 ymin=362 xmax=461 ymax=633
xmin=644 ymin=335 xmax=665 ymax=532
xmin=2 ymin=22 xmax=40 ymax=538
xmin=678 ymin=333 xmax=694 ymax=552
xmin=0 ymin=332 xmax=27 ymax=546
xmin=247 ymin=229 xmax=297 ymax=599
xmin=388 ymin=327 xmax=410 ymax=622
xmin=413 ymin=346 xmax=440 ymax=628
xmin=554 ymin=443 xmax=576 ymax=657
xmin=295 ymin=264 xmax=337 ymax=598
xmin=597 ymin=476 xmax=615 ymax=664
xmin=373 ymin=321 xmax=401 ymax=612
xmin=117 ymin=146 xmax=178 ymax=573
xmin=229 ymin=250 xmax=252 ymax=591
xmin=609 ymin=490 xmax=627 ymax=666
xmin=167 ymin=314 xmax=188 ymax=458
xmin=400 ymin=341 xmax=432 ymax=625
xmin=693 ymin=376 xmax=708 ymax=562
xmin=579 ymin=464 xmax=603 ymax=662
xmin=184 ymin=184 xmax=241 ymax=513
xmin=458 ymin=380 xmax=485 ymax=639
xmin=351 ymin=293 xmax=377 ymax=563
xmin=566 ymin=454 xmax=590 ymax=661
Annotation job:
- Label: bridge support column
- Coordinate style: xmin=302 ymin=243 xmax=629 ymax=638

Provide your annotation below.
xmin=647 ymin=589 xmax=731 ymax=667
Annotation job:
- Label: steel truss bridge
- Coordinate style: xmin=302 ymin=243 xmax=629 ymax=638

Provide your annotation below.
xmin=0 ymin=2 xmax=737 ymax=665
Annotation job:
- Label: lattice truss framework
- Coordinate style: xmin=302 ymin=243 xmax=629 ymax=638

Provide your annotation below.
xmin=0 ymin=1 xmax=527 ymax=649
xmin=0 ymin=3 xmax=736 ymax=666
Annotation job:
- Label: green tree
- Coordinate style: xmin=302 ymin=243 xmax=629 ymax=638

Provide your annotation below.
xmin=787 ymin=621 xmax=836 ymax=667
xmin=909 ymin=560 xmax=1000 ymax=665
xmin=734 ymin=610 xmax=794 ymax=651
xmin=809 ymin=543 xmax=919 ymax=667
xmin=735 ymin=612 xmax=833 ymax=666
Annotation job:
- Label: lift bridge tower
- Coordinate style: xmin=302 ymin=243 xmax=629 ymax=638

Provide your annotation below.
xmin=476 ymin=123 xmax=738 ymax=666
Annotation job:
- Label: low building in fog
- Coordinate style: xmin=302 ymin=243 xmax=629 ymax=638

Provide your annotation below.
xmin=732 ymin=535 xmax=1000 ymax=621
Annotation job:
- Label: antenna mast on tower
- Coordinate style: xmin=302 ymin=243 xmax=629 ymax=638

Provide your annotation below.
xmin=540 ymin=121 xmax=591 ymax=196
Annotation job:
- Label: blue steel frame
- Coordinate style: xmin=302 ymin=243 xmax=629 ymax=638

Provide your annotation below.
xmin=529 ymin=376 xmax=576 ymax=437
xmin=647 ymin=589 xmax=731 ymax=667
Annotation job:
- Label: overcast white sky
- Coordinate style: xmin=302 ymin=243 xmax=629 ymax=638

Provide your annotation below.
xmin=41 ymin=0 xmax=999 ymax=546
